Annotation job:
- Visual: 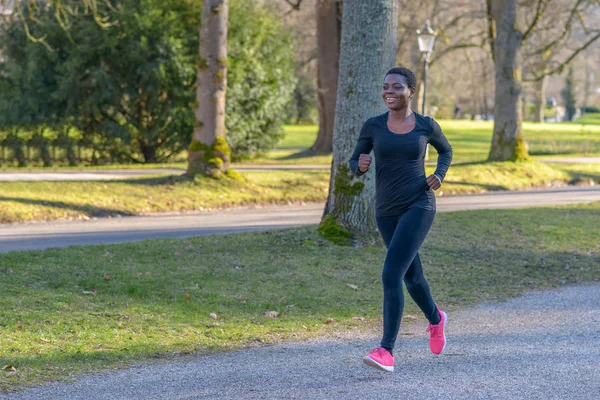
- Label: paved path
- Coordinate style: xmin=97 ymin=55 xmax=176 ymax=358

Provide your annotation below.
xmin=2 ymin=284 xmax=598 ymax=400
xmin=1 ymin=186 xmax=599 ymax=253
xmin=538 ymin=156 xmax=600 ymax=164
xmin=0 ymin=156 xmax=598 ymax=181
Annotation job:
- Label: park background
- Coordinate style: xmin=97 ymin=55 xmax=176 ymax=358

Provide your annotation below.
xmin=0 ymin=0 xmax=599 ymax=392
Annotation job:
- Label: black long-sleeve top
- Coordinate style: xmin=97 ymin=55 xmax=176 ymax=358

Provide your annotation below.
xmin=349 ymin=112 xmax=452 ymax=216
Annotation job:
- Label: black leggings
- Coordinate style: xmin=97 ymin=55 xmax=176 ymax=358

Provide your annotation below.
xmin=376 ymin=208 xmax=441 ymax=350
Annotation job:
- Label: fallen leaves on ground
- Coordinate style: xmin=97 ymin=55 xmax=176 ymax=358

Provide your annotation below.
xmin=263 ymin=311 xmax=279 ymax=318
xmin=2 ymin=365 xmax=18 ymax=377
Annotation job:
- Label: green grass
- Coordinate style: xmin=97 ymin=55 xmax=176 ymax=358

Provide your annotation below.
xmin=1 ymin=202 xmax=598 ymax=391
xmin=0 ymin=163 xmax=188 ymax=171
xmin=427 ymin=161 xmax=565 ymax=195
xmin=0 ymin=171 xmax=330 ymax=224
xmin=569 ymin=113 xmax=600 ymax=125
xmin=1 ymin=161 xmax=598 ymax=224
xmin=279 ymin=125 xmax=321 ymax=149
xmin=1 ymin=116 xmax=599 ymax=225
xmin=273 ymin=118 xmax=600 ymax=165
xmin=0 ymin=161 xmax=598 ymax=224
xmin=2 ymin=115 xmax=598 ymax=169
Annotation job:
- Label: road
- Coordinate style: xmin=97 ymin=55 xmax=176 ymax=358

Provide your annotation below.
xmin=2 ymin=283 xmax=598 ymax=400
xmin=1 ymin=186 xmax=599 ymax=253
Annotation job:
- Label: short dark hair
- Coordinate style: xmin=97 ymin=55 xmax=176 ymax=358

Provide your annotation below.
xmin=385 ymin=67 xmax=416 ymax=90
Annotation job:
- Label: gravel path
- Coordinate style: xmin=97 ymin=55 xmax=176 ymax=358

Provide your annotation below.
xmin=3 ymin=284 xmax=598 ymax=400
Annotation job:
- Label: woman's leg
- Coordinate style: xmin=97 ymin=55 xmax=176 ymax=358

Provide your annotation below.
xmin=378 ymin=208 xmax=436 ymax=350
xmin=404 ymin=252 xmax=440 ymax=324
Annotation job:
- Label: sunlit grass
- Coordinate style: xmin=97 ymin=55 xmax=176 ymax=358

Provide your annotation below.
xmin=0 ymin=171 xmax=330 ymax=224
xmin=1 ymin=160 xmax=598 ymax=224
xmin=274 ymin=116 xmax=600 ymax=165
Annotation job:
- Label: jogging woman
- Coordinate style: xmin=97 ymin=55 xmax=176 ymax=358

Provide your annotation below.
xmin=349 ymin=66 xmax=453 ymax=372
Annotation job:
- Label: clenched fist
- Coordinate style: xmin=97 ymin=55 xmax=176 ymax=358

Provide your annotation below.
xmin=358 ymin=154 xmax=372 ymax=173
xmin=426 ymin=174 xmax=442 ymax=190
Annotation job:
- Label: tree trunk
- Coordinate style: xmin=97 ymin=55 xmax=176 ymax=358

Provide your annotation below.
xmin=320 ymin=0 xmax=398 ymax=245
xmin=187 ymin=0 xmax=231 ymax=178
xmin=488 ymin=0 xmax=529 ymax=162
xmin=534 ymin=75 xmax=547 ymax=123
xmin=140 ymin=142 xmax=158 ymax=163
xmin=312 ymin=0 xmax=342 ymax=154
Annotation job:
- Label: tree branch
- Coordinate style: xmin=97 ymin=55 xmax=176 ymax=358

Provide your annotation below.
xmin=282 ymin=0 xmax=303 ymax=11
xmin=528 ymin=0 xmax=586 ymax=57
xmin=524 ymin=31 xmax=600 ymax=81
xmin=521 ymin=0 xmax=550 ymax=43
xmin=430 ymin=43 xmax=485 ymax=66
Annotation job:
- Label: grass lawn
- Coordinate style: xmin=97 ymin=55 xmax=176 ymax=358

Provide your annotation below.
xmin=0 ymin=171 xmax=330 ymax=224
xmin=4 ymin=114 xmax=599 ymax=169
xmin=0 ymin=161 xmax=598 ymax=224
xmin=258 ymin=117 xmax=600 ymax=165
xmin=0 ymin=202 xmax=598 ymax=391
xmin=1 ymin=115 xmax=599 ymax=225
xmin=570 ymin=113 xmax=600 ymax=125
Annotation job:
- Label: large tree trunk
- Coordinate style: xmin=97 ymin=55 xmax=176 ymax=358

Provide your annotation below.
xmin=312 ymin=0 xmax=342 ymax=154
xmin=187 ymin=0 xmax=231 ymax=178
xmin=534 ymin=75 xmax=547 ymax=123
xmin=488 ymin=0 xmax=529 ymax=162
xmin=320 ymin=0 xmax=398 ymax=244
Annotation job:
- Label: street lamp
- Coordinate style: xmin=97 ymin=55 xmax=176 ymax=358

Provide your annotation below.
xmin=416 ymin=20 xmax=437 ymax=116
xmin=417 ymin=21 xmax=437 ymax=161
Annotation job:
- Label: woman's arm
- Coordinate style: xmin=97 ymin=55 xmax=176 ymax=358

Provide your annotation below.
xmin=349 ymin=120 xmax=375 ymax=176
xmin=429 ymin=119 xmax=452 ymax=183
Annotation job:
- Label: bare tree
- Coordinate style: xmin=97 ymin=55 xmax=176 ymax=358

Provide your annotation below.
xmin=187 ymin=0 xmax=231 ymax=177
xmin=396 ymin=0 xmax=489 ymax=115
xmin=523 ymin=0 xmax=600 ymax=122
xmin=487 ymin=0 xmax=600 ymax=161
xmin=486 ymin=0 xmax=529 ymax=161
xmin=320 ymin=0 xmax=397 ymax=243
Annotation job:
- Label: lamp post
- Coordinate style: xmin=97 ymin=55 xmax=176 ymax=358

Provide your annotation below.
xmin=417 ymin=21 xmax=437 ymax=160
xmin=416 ymin=21 xmax=437 ymax=116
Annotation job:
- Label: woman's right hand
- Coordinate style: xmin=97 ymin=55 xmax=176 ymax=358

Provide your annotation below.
xmin=358 ymin=154 xmax=372 ymax=173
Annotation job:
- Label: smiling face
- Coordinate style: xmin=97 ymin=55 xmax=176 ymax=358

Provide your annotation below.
xmin=382 ymin=73 xmax=415 ymax=111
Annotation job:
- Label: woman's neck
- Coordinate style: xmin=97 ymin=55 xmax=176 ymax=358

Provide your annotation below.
xmin=388 ymin=108 xmax=413 ymax=121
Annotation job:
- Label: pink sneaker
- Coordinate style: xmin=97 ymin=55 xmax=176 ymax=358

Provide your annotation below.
xmin=427 ymin=308 xmax=447 ymax=355
xmin=363 ymin=347 xmax=394 ymax=372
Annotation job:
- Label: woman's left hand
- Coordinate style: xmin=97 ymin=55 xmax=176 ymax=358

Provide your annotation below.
xmin=426 ymin=174 xmax=442 ymax=190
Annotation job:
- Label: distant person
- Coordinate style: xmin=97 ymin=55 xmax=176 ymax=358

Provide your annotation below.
xmin=454 ymin=103 xmax=461 ymax=119
xmin=349 ymin=66 xmax=453 ymax=372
